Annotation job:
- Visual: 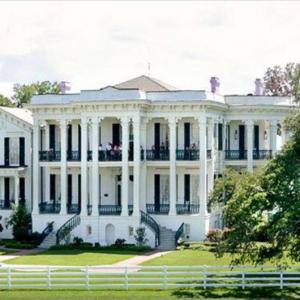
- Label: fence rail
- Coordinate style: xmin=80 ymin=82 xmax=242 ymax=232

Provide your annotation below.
xmin=1 ymin=265 xmax=299 ymax=290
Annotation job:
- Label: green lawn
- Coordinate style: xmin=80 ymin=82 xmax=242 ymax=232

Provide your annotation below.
xmin=0 ymin=249 xmax=15 ymax=255
xmin=0 ymin=288 xmax=300 ymax=299
xmin=5 ymin=249 xmax=145 ymax=266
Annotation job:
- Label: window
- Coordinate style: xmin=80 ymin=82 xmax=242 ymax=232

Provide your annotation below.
xmin=128 ymin=226 xmax=134 ymax=237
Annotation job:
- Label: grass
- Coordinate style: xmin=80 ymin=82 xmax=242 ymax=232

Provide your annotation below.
xmin=0 ymin=249 xmax=16 ymax=255
xmin=0 ymin=288 xmax=300 ymax=299
xmin=4 ymin=248 xmax=147 ymax=266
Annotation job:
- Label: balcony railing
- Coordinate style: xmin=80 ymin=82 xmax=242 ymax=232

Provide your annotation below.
xmin=146 ymin=150 xmax=169 ymax=161
xmin=39 ymin=151 xmax=61 ymax=161
xmin=207 ymin=150 xmax=212 ymax=159
xmin=176 ymin=149 xmax=199 ymax=160
xmin=0 ymin=200 xmax=14 ymax=209
xmin=146 ymin=203 xmax=170 ymax=214
xmin=39 ymin=202 xmax=61 ymax=214
xmin=87 ymin=151 xmax=92 ymax=161
xmin=67 ymin=203 xmax=80 ymax=214
xmin=253 ymin=150 xmax=272 ymax=160
xmin=98 ymin=150 xmax=122 ymax=161
xmin=67 ymin=151 xmax=81 ymax=161
xmin=176 ymin=203 xmax=200 ymax=215
xmin=225 ymin=150 xmax=272 ymax=160
xmin=98 ymin=204 xmax=133 ymax=215
xmin=225 ymin=150 xmax=248 ymax=160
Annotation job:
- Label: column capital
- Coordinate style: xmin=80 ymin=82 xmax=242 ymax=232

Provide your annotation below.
xmin=121 ymin=116 xmax=130 ymax=126
xmin=59 ymin=119 xmax=67 ymax=127
xmin=245 ymin=120 xmax=254 ymax=127
xmin=197 ymin=115 xmax=207 ymax=125
xmin=168 ymin=116 xmax=178 ymax=125
xmin=132 ymin=116 xmax=141 ymax=125
xmin=269 ymin=119 xmax=278 ymax=127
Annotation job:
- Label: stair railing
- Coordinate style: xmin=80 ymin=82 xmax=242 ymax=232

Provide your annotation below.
xmin=175 ymin=222 xmax=184 ymax=245
xmin=140 ymin=210 xmax=160 ymax=247
xmin=39 ymin=221 xmax=54 ymax=245
xmin=56 ymin=214 xmax=81 ymax=245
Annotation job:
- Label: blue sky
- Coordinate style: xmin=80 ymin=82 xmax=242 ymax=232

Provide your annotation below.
xmin=0 ymin=1 xmax=299 ymax=96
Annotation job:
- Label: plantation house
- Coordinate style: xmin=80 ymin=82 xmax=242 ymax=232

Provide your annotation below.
xmin=0 ymin=75 xmax=297 ymax=249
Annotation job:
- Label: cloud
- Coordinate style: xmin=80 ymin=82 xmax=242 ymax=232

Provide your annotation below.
xmin=0 ymin=1 xmax=299 ymax=96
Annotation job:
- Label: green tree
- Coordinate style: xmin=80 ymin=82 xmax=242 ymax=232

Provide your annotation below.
xmin=0 ymin=94 xmax=14 ymax=107
xmin=12 ymin=81 xmax=61 ymax=107
xmin=7 ymin=204 xmax=31 ymax=241
xmin=263 ymin=62 xmax=300 ymax=102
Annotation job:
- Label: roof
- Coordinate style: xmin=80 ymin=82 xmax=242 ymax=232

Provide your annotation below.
xmin=0 ymin=107 xmax=33 ymax=125
xmin=114 ymin=75 xmax=177 ymax=92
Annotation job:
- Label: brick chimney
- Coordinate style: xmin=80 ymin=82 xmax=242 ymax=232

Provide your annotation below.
xmin=210 ymin=77 xmax=220 ymax=93
xmin=254 ymin=78 xmax=263 ymax=96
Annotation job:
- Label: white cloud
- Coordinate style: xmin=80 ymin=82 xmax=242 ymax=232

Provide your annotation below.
xmin=0 ymin=1 xmax=299 ymax=96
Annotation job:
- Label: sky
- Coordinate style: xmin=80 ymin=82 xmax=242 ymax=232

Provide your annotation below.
xmin=0 ymin=1 xmax=300 ymax=96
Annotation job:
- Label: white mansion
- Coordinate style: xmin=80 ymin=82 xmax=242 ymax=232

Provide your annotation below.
xmin=0 ymin=75 xmax=297 ymax=249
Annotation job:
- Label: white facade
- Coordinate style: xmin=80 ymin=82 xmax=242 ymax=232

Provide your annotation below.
xmin=0 ymin=76 xmax=298 ymax=247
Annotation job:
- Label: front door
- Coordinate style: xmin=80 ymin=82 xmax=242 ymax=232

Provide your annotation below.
xmin=50 ymin=174 xmax=56 ymax=203
xmin=184 ymin=174 xmax=190 ymax=204
xmin=184 ymin=123 xmax=190 ymax=149
xmin=49 ymin=125 xmax=56 ymax=150
xmin=239 ymin=125 xmax=245 ymax=159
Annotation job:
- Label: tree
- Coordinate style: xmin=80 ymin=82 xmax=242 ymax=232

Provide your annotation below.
xmin=263 ymin=62 xmax=300 ymax=102
xmin=134 ymin=227 xmax=148 ymax=246
xmin=0 ymin=94 xmax=14 ymax=107
xmin=7 ymin=204 xmax=31 ymax=241
xmin=212 ymin=113 xmax=300 ymax=265
xmin=12 ymin=81 xmax=61 ymax=107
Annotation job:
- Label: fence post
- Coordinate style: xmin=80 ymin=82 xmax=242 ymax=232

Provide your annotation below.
xmin=241 ymin=266 xmax=245 ymax=289
xmin=163 ymin=265 xmax=167 ymax=289
xmin=47 ymin=266 xmax=51 ymax=289
xmin=124 ymin=265 xmax=128 ymax=291
xmin=203 ymin=265 xmax=207 ymax=290
xmin=280 ymin=268 xmax=283 ymax=289
xmin=7 ymin=267 xmax=11 ymax=289
xmin=85 ymin=266 xmax=90 ymax=290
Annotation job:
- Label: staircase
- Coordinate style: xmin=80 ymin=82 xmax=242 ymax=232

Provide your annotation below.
xmin=157 ymin=226 xmax=176 ymax=250
xmin=38 ymin=232 xmax=56 ymax=249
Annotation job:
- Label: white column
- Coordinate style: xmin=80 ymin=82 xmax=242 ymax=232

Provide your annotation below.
xmin=60 ymin=119 xmax=67 ymax=215
xmin=91 ymin=117 xmax=99 ymax=217
xmin=246 ymin=120 xmax=254 ymax=172
xmin=14 ymin=175 xmax=19 ymax=205
xmin=270 ymin=120 xmax=278 ymax=156
xmin=169 ymin=116 xmax=177 ymax=216
xmin=81 ymin=117 xmax=88 ymax=216
xmin=207 ymin=119 xmax=214 ymax=193
xmin=281 ymin=121 xmax=289 ymax=146
xmin=199 ymin=116 xmax=207 ymax=216
xmin=44 ymin=123 xmax=50 ymax=202
xmin=133 ymin=116 xmax=141 ymax=216
xmin=32 ymin=121 xmax=40 ymax=214
xmin=121 ymin=117 xmax=129 ymax=216
xmin=140 ymin=119 xmax=147 ymax=212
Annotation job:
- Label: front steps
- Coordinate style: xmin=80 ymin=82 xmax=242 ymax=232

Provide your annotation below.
xmin=38 ymin=232 xmax=56 ymax=249
xmin=157 ymin=226 xmax=176 ymax=250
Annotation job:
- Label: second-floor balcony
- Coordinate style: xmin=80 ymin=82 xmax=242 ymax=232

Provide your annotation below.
xmin=146 ymin=150 xmax=170 ymax=161
xmin=98 ymin=204 xmax=133 ymax=215
xmin=39 ymin=151 xmax=61 ymax=162
xmin=225 ymin=150 xmax=272 ymax=160
xmin=39 ymin=202 xmax=61 ymax=214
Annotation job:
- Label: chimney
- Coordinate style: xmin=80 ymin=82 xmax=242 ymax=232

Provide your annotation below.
xmin=59 ymin=81 xmax=71 ymax=94
xmin=210 ymin=77 xmax=220 ymax=93
xmin=254 ymin=78 xmax=263 ymax=96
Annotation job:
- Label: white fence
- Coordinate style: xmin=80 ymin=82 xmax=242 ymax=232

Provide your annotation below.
xmin=1 ymin=265 xmax=300 ymax=290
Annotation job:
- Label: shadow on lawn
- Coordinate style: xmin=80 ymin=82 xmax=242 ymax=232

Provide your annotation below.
xmin=172 ymin=287 xmax=300 ymax=299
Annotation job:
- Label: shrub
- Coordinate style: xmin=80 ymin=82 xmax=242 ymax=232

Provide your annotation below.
xmin=206 ymin=228 xmax=224 ymax=243
xmin=73 ymin=236 xmax=84 ymax=246
xmin=134 ymin=227 xmax=148 ymax=246
xmin=114 ymin=239 xmax=126 ymax=247
xmin=6 ymin=204 xmax=31 ymax=241
xmin=1 ymin=240 xmax=35 ymax=249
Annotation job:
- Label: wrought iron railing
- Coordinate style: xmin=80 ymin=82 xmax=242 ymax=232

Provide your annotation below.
xmin=146 ymin=203 xmax=170 ymax=214
xmin=225 ymin=150 xmax=248 ymax=160
xmin=128 ymin=205 xmax=133 ymax=215
xmin=56 ymin=214 xmax=81 ymax=245
xmin=99 ymin=205 xmax=122 ymax=215
xmin=140 ymin=210 xmax=160 ymax=247
xmin=39 ymin=202 xmax=61 ymax=214
xmin=253 ymin=150 xmax=272 ymax=160
xmin=0 ymin=199 xmax=13 ymax=209
xmin=67 ymin=203 xmax=80 ymax=214
xmin=175 ymin=222 xmax=184 ymax=245
xmin=87 ymin=204 xmax=92 ymax=215
xmin=67 ymin=151 xmax=81 ymax=161
xmin=39 ymin=151 xmax=61 ymax=161
xmin=176 ymin=149 xmax=199 ymax=160
xmin=87 ymin=151 xmax=92 ymax=161
xmin=176 ymin=203 xmax=200 ymax=215
xmin=146 ymin=149 xmax=169 ymax=161
xmin=38 ymin=221 xmax=54 ymax=244
xmin=98 ymin=150 xmax=122 ymax=161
